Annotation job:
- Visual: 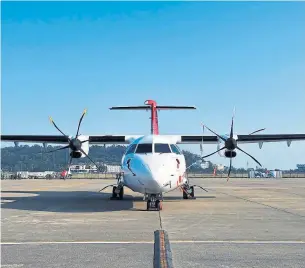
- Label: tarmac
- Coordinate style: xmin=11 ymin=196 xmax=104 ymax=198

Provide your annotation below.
xmin=1 ymin=177 xmax=305 ymax=267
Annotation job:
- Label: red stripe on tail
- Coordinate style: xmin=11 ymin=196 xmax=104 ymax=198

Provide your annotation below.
xmin=144 ymin=100 xmax=159 ymax=135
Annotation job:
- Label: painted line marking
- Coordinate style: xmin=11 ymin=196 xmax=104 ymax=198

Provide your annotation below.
xmin=2 ymin=240 xmax=305 ymax=245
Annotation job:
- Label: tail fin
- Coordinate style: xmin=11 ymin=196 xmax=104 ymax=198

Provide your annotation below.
xmin=110 ymin=100 xmax=196 ymax=135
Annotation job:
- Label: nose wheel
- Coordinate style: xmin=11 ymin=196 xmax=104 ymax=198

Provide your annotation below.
xmin=146 ymin=194 xmax=163 ymax=211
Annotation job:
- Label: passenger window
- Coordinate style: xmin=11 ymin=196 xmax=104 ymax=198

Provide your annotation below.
xmin=135 ymin=143 xmax=152 ymax=154
xmin=155 ymin=143 xmax=171 ymax=153
xmin=170 ymin=144 xmax=182 ymax=155
xmin=126 ymin=144 xmax=137 ymax=155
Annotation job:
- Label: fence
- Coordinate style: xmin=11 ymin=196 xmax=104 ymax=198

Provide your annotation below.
xmin=187 ymin=173 xmax=305 ymax=178
xmin=2 ymin=172 xmax=305 ymax=180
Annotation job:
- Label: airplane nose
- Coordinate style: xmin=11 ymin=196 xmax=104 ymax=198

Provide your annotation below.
xmin=144 ymin=161 xmax=171 ymax=188
xmin=130 ymin=156 xmax=163 ymax=193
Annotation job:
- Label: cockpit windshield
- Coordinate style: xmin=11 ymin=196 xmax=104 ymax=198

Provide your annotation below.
xmin=135 ymin=143 xmax=153 ymax=154
xmin=170 ymin=144 xmax=182 ymax=155
xmin=154 ymin=143 xmax=171 ymax=153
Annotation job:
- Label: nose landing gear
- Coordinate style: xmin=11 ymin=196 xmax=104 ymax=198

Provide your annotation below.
xmin=146 ymin=194 xmax=163 ymax=211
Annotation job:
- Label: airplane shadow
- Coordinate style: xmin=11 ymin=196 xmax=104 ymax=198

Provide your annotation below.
xmin=1 ymin=189 xmax=216 ymax=213
xmin=1 ymin=190 xmax=136 ymax=213
xmin=162 ymin=195 xmax=216 ymax=201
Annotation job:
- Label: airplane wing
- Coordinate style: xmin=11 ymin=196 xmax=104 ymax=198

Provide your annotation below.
xmin=0 ymin=135 xmax=139 ymax=145
xmin=178 ymin=134 xmax=305 ymax=145
xmin=177 ymin=135 xmax=219 ymax=144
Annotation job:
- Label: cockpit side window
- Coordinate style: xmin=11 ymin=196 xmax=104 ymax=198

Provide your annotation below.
xmin=135 ymin=143 xmax=153 ymax=154
xmin=126 ymin=144 xmax=137 ymax=155
xmin=155 ymin=143 xmax=171 ymax=153
xmin=170 ymin=144 xmax=182 ymax=155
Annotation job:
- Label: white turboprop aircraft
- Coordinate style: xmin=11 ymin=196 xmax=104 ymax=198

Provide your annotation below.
xmin=2 ymin=99 xmax=305 ymax=211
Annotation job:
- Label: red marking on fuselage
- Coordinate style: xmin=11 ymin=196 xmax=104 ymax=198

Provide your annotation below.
xmin=144 ymin=100 xmax=159 ymax=135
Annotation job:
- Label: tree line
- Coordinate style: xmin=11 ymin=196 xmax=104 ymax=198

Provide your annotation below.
xmin=1 ymin=144 xmax=247 ymax=173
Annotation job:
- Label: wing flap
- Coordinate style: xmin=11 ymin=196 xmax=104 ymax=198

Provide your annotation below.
xmin=178 ymin=135 xmax=219 ymax=144
xmin=1 ymin=135 xmax=69 ymax=144
xmin=1 ymin=135 xmax=137 ymax=145
xmin=237 ymin=134 xmax=305 ymax=143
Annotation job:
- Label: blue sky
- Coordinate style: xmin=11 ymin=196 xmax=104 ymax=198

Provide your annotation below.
xmin=1 ymin=1 xmax=305 ymax=170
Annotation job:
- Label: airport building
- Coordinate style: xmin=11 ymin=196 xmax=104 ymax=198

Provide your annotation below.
xmin=69 ymin=164 xmax=121 ymax=173
xmin=70 ymin=164 xmax=98 ymax=173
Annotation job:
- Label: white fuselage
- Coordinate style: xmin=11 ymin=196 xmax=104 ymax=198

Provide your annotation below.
xmin=120 ymin=135 xmax=187 ymax=194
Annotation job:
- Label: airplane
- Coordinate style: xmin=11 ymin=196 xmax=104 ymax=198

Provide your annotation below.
xmin=1 ymin=99 xmax=305 ymax=211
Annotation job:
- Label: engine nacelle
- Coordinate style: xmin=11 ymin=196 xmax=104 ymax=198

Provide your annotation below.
xmin=224 ymin=150 xmax=236 ymax=158
xmin=69 ymin=135 xmax=89 ymax=158
xmin=70 ymin=151 xmax=82 ymax=158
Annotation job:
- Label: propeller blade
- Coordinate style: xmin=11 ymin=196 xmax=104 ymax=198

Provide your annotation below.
xmin=227 ymin=158 xmax=232 ymax=181
xmin=237 ymin=146 xmax=262 ymax=167
xmin=76 ymin=109 xmax=87 ymax=138
xmin=201 ymin=146 xmax=226 ymax=159
xmin=79 ymin=148 xmax=100 ymax=170
xmin=230 ymin=107 xmax=235 ymax=138
xmin=200 ymin=124 xmax=204 ymax=157
xmin=249 ymin=128 xmax=266 ymax=135
xmin=49 ymin=117 xmax=70 ymax=140
xmin=202 ymin=124 xmax=226 ymax=142
xmin=81 ymin=139 xmax=90 ymax=144
xmin=44 ymin=145 xmax=70 ymax=154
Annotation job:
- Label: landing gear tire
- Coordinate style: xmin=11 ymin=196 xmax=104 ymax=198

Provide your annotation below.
xmin=146 ymin=200 xmax=151 ymax=211
xmin=182 ymin=185 xmax=195 ymax=199
xmin=156 ymin=200 xmax=163 ymax=211
xmin=190 ymin=186 xmax=194 ymax=198
xmin=111 ymin=186 xmax=124 ymax=200
xmin=146 ymin=199 xmax=162 ymax=211
xmin=119 ymin=187 xmax=124 ymax=200
xmin=111 ymin=186 xmax=117 ymax=199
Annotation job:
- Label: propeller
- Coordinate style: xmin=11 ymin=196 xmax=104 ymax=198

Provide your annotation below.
xmin=249 ymin=128 xmax=266 ymax=135
xmin=201 ymin=108 xmax=263 ymax=181
xmin=46 ymin=109 xmax=100 ymax=173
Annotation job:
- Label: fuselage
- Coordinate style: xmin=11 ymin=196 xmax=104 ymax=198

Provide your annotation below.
xmin=120 ymin=135 xmax=187 ymax=194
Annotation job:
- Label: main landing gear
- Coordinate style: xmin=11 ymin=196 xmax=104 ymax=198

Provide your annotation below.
xmin=182 ymin=184 xmax=195 ymax=199
xmin=99 ymin=172 xmax=124 ymax=200
xmin=181 ymin=181 xmax=208 ymax=199
xmin=145 ymin=194 xmax=163 ymax=211
xmin=111 ymin=185 xmax=124 ymax=200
